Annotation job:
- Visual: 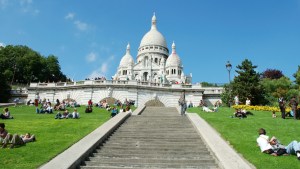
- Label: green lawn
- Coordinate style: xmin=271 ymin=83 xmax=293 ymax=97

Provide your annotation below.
xmin=0 ymin=105 xmax=112 ymax=169
xmin=188 ymin=107 xmax=300 ymax=169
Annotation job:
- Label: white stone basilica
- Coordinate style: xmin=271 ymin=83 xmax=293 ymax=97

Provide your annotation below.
xmin=26 ymin=14 xmax=223 ymax=108
xmin=114 ymin=14 xmax=191 ymax=84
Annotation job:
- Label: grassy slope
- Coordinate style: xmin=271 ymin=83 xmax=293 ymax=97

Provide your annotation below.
xmin=0 ymin=105 xmax=111 ymax=169
xmin=187 ymin=107 xmax=300 ymax=169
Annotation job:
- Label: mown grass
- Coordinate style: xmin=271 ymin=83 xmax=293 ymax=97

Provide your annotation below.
xmin=188 ymin=107 xmax=300 ymax=169
xmin=0 ymin=105 xmax=112 ymax=169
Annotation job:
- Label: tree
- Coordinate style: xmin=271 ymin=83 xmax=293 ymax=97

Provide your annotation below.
xmin=260 ymin=76 xmax=292 ymax=106
xmin=0 ymin=45 xmax=67 ymax=84
xmin=0 ymin=67 xmax=11 ymax=102
xmin=220 ymin=84 xmax=231 ymax=107
xmin=293 ymin=65 xmax=300 ymax=87
xmin=230 ymin=59 xmax=267 ymax=105
xmin=201 ymin=82 xmax=221 ymax=87
xmin=44 ymin=55 xmax=67 ymax=82
xmin=261 ymin=69 xmax=284 ymax=79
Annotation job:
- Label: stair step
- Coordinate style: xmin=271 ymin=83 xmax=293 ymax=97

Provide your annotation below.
xmin=79 ymin=107 xmax=220 ymax=169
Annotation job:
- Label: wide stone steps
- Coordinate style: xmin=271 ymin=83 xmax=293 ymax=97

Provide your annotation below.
xmin=82 ymin=159 xmax=218 ymax=168
xmin=90 ymin=153 xmax=214 ymax=159
xmin=79 ymin=107 xmax=220 ymax=169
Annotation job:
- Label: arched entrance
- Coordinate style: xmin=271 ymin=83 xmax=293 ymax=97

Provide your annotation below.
xmin=100 ymin=97 xmax=118 ymax=106
xmin=143 ymin=72 xmax=148 ymax=81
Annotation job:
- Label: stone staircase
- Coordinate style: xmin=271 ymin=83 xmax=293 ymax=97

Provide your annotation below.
xmin=79 ymin=107 xmax=220 ymax=169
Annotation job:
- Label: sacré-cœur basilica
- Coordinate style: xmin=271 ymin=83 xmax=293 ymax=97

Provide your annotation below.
xmin=27 ymin=14 xmax=222 ymax=107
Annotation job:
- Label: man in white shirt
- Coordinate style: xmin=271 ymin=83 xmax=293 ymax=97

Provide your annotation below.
xmin=256 ymin=128 xmax=275 ymax=155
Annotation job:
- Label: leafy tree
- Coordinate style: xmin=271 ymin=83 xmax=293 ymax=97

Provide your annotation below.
xmin=0 ymin=45 xmax=67 ymax=84
xmin=44 ymin=55 xmax=67 ymax=82
xmin=293 ymin=65 xmax=300 ymax=87
xmin=261 ymin=69 xmax=284 ymax=79
xmin=220 ymin=84 xmax=231 ymax=106
xmin=230 ymin=59 xmax=267 ymax=105
xmin=0 ymin=67 xmax=11 ymax=102
xmin=201 ymin=82 xmax=221 ymax=87
xmin=260 ymin=76 xmax=292 ymax=106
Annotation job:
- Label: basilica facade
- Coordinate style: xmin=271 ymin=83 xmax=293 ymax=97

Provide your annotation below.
xmin=114 ymin=14 xmax=191 ymax=84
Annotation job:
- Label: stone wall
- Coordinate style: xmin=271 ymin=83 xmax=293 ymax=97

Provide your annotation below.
xmin=27 ymin=80 xmax=223 ymax=107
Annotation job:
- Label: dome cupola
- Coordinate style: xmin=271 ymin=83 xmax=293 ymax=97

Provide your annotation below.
xmin=119 ymin=43 xmax=134 ymax=67
xmin=139 ymin=13 xmax=167 ymax=49
xmin=166 ymin=41 xmax=182 ymax=67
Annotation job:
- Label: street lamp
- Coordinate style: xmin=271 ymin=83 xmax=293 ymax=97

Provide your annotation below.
xmin=226 ymin=61 xmax=232 ymax=82
xmin=226 ymin=61 xmax=232 ymax=107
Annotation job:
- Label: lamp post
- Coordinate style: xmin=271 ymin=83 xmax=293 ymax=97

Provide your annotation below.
xmin=226 ymin=61 xmax=232 ymax=107
xmin=226 ymin=61 xmax=232 ymax=82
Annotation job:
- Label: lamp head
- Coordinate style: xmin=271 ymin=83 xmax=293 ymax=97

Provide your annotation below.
xmin=226 ymin=61 xmax=232 ymax=71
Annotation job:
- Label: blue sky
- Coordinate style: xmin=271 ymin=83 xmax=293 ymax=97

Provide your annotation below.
xmin=1 ymin=0 xmax=300 ymax=84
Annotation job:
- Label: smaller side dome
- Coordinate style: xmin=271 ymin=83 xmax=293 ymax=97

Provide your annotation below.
xmin=166 ymin=42 xmax=182 ymax=67
xmin=119 ymin=43 xmax=134 ymax=67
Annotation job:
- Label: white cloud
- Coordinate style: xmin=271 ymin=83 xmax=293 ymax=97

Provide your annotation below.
xmin=101 ymin=62 xmax=108 ymax=73
xmin=65 ymin=13 xmax=75 ymax=20
xmin=65 ymin=12 xmax=89 ymax=31
xmin=18 ymin=0 xmax=39 ymax=15
xmin=74 ymin=20 xmax=88 ymax=31
xmin=0 ymin=42 xmax=5 ymax=47
xmin=88 ymin=55 xmax=115 ymax=79
xmin=65 ymin=12 xmax=90 ymax=32
xmin=88 ymin=70 xmax=104 ymax=79
xmin=86 ymin=52 xmax=97 ymax=62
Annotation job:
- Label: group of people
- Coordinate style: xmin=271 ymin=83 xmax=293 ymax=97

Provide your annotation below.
xmin=0 ymin=123 xmax=35 ymax=149
xmin=257 ymin=128 xmax=300 ymax=160
xmin=53 ymin=99 xmax=80 ymax=111
xmin=278 ymin=96 xmax=299 ymax=119
xmin=55 ymin=108 xmax=80 ymax=119
xmin=38 ymin=102 xmax=53 ymax=114
xmin=232 ymin=109 xmax=253 ymax=118
xmin=233 ymin=95 xmax=251 ymax=106
xmin=200 ymin=100 xmax=221 ymax=113
xmin=110 ymin=106 xmax=132 ymax=117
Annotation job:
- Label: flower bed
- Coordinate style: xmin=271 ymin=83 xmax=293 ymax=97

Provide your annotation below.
xmin=231 ymin=105 xmax=298 ymax=112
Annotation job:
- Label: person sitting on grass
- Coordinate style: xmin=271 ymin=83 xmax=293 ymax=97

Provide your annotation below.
xmin=212 ymin=104 xmax=218 ymax=112
xmin=2 ymin=133 xmax=36 ymax=149
xmin=272 ymin=111 xmax=277 ymax=118
xmin=72 ymin=108 xmax=80 ymax=119
xmin=256 ymin=128 xmax=276 ymax=155
xmin=85 ymin=105 xmax=93 ymax=113
xmin=111 ymin=107 xmax=118 ymax=117
xmin=125 ymin=106 xmax=132 ymax=113
xmin=0 ymin=123 xmax=8 ymax=146
xmin=0 ymin=107 xmax=14 ymax=119
xmin=55 ymin=112 xmax=62 ymax=119
xmin=62 ymin=109 xmax=72 ymax=119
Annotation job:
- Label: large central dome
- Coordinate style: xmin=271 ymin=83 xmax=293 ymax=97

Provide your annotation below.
xmin=139 ymin=14 xmax=167 ymax=48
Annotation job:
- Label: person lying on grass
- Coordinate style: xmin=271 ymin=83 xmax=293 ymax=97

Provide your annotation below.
xmin=257 ymin=128 xmax=300 ymax=159
xmin=2 ymin=133 xmax=36 ymax=149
